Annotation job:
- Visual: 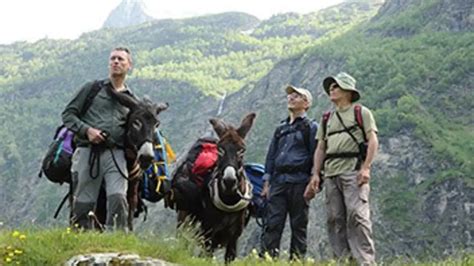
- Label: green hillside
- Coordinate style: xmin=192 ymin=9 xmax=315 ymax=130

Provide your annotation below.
xmin=220 ymin=0 xmax=473 ymax=258
xmin=0 ymin=1 xmax=381 ymax=229
xmin=0 ymin=0 xmax=472 ymax=261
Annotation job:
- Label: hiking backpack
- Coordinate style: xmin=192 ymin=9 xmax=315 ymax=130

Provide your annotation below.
xmin=39 ymin=81 xmax=101 ymax=184
xmin=244 ymin=163 xmax=268 ymax=226
xmin=322 ymin=104 xmax=368 ymax=167
xmin=140 ymin=130 xmax=176 ymax=203
xmin=168 ymin=137 xmax=218 ymax=211
xmin=274 ymin=117 xmax=315 ymax=152
xmin=187 ymin=137 xmax=219 ymax=187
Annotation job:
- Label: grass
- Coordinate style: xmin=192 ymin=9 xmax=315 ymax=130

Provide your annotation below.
xmin=0 ymin=227 xmax=472 ymax=265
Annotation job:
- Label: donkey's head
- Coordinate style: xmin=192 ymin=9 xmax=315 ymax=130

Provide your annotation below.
xmin=210 ymin=113 xmax=256 ymax=195
xmin=109 ymin=90 xmax=168 ymax=169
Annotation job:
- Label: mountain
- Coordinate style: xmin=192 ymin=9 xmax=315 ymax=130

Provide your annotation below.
xmin=103 ymin=0 xmax=154 ymax=28
xmin=0 ymin=3 xmax=376 ymax=228
xmin=252 ymin=1 xmax=380 ymax=38
xmin=368 ymin=0 xmax=473 ymax=36
xmin=222 ymin=0 xmax=473 ymax=259
xmin=0 ymin=0 xmax=472 ymax=261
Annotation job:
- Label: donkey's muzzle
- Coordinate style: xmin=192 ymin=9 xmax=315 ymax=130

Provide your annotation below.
xmin=223 ymin=177 xmax=237 ymax=188
xmin=138 ymin=154 xmax=153 ymax=169
xmin=137 ymin=142 xmax=154 ymax=169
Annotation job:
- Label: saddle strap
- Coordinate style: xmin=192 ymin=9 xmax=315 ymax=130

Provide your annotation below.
xmin=209 ymin=178 xmax=252 ymax=212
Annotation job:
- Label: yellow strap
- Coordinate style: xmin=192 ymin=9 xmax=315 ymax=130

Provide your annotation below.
xmin=155 ymin=175 xmax=167 ymax=193
xmin=165 ymin=142 xmax=176 ymax=163
xmin=153 ymin=163 xmax=158 ymax=175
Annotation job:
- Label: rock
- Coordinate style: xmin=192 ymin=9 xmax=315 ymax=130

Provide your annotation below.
xmin=65 ymin=252 xmax=175 ymax=266
xmin=103 ymin=0 xmax=154 ymax=29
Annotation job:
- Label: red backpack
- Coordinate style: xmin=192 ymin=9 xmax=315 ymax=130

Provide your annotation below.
xmin=192 ymin=143 xmax=218 ymax=177
xmin=185 ymin=138 xmax=219 ymax=187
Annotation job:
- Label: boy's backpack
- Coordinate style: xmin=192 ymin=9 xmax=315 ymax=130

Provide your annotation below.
xmin=244 ymin=163 xmax=268 ymax=226
xmin=322 ymin=104 xmax=368 ymax=167
xmin=140 ymin=130 xmax=176 ymax=203
xmin=39 ymin=81 xmax=101 ymax=184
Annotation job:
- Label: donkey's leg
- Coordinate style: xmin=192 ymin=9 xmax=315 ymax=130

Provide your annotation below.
xmin=225 ymin=238 xmax=237 ymax=263
xmin=201 ymin=237 xmax=216 ymax=260
xmin=127 ymin=179 xmax=139 ymax=231
xmin=177 ymin=210 xmax=189 ymax=228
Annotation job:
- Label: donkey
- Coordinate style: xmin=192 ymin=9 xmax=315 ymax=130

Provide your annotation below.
xmin=171 ymin=113 xmax=256 ymax=263
xmin=87 ymin=88 xmax=168 ymax=231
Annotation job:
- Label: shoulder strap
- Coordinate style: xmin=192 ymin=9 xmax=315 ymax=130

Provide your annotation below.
xmin=335 ymin=112 xmax=360 ymax=146
xmin=80 ymin=80 xmax=102 ymax=116
xmin=273 ymin=122 xmax=286 ymax=140
xmin=353 ymin=105 xmax=367 ymax=142
xmin=322 ymin=111 xmax=332 ymax=140
xmin=301 ymin=118 xmax=311 ymax=151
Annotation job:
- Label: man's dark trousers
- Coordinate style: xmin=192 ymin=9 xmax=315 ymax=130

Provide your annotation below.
xmin=261 ymin=181 xmax=309 ymax=259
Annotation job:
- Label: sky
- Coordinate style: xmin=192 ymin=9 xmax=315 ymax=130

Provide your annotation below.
xmin=0 ymin=0 xmax=343 ymax=45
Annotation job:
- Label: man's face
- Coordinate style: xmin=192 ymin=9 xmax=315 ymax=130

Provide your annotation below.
xmin=109 ymin=50 xmax=132 ymax=77
xmin=287 ymin=92 xmax=309 ymax=112
xmin=329 ymin=82 xmax=352 ymax=103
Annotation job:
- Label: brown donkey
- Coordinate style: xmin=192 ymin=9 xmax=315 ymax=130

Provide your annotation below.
xmin=169 ymin=113 xmax=256 ymax=263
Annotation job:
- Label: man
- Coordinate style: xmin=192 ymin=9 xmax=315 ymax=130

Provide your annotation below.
xmin=260 ymin=85 xmax=318 ymax=260
xmin=62 ymin=47 xmax=134 ymax=231
xmin=304 ymin=72 xmax=379 ymax=265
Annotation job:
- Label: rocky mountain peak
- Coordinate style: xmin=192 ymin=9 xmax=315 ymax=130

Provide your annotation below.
xmin=369 ymin=0 xmax=473 ymax=36
xmin=103 ymin=0 xmax=154 ymax=29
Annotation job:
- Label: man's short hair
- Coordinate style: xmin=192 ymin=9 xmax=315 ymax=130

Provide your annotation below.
xmin=112 ymin=47 xmax=132 ymax=63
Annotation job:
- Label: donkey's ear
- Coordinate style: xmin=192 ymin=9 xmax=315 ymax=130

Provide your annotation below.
xmin=109 ymin=88 xmax=139 ymax=110
xmin=210 ymin=118 xmax=227 ymax=138
xmin=155 ymin=102 xmax=169 ymax=115
xmin=237 ymin=113 xmax=256 ymax=139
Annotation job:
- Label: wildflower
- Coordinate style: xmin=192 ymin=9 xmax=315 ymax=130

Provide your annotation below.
xmin=14 ymin=249 xmax=23 ymax=255
xmin=8 ymin=252 xmax=14 ymax=257
xmin=264 ymin=252 xmax=273 ymax=262
xmin=5 ymin=257 xmax=12 ymax=263
xmin=6 ymin=245 xmax=13 ymax=250
xmin=19 ymin=234 xmax=26 ymax=240
xmin=306 ymin=257 xmax=315 ymax=264
xmin=66 ymin=227 xmax=72 ymax=234
xmin=251 ymin=248 xmax=259 ymax=258
xmin=11 ymin=231 xmax=20 ymax=238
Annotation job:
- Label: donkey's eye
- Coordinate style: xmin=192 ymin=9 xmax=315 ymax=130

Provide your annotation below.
xmin=132 ymin=120 xmax=142 ymax=130
xmin=218 ymin=147 xmax=225 ymax=157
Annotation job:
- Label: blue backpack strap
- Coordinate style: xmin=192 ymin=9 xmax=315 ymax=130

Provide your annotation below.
xmin=155 ymin=130 xmax=170 ymax=179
